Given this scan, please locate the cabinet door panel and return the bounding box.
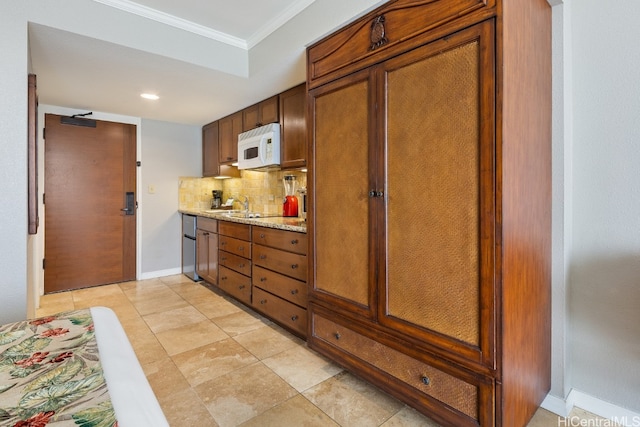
[311,71,373,314]
[381,22,495,364]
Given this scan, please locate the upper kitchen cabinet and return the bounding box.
[307,0,551,426]
[279,83,306,169]
[219,111,243,164]
[242,95,279,132]
[202,120,240,178]
[202,121,219,177]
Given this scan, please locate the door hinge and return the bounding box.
[42,258,46,270]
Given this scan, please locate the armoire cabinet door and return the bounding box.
[310,70,376,317]
[380,21,496,367]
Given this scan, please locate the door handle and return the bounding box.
[122,191,135,215]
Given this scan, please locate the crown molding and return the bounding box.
[246,0,316,49]
[91,0,248,49]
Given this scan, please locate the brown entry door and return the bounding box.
[44,114,136,293]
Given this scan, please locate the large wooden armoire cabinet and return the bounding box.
[306,1,551,426]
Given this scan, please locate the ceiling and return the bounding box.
[28,0,386,126]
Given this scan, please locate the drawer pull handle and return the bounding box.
[290,289,298,295]
[220,257,227,261]
[221,276,227,281]
[260,233,265,239]
[260,299,267,304]
[239,285,246,290]
[291,264,298,269]
[290,239,298,244]
[260,255,267,260]
[238,246,244,251]
[334,332,340,340]
[291,315,299,321]
[221,241,226,246]
[239,263,245,268]
[260,277,267,282]
[421,376,430,386]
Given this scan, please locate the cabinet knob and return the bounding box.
[291,315,299,321]
[260,255,267,260]
[220,257,227,261]
[221,276,227,280]
[260,299,267,304]
[368,190,384,198]
[221,241,226,246]
[290,289,298,295]
[334,332,341,340]
[260,277,267,282]
[238,246,244,251]
[290,239,298,245]
[260,233,265,239]
[421,376,430,386]
[291,264,298,269]
[239,285,246,290]
[239,263,245,268]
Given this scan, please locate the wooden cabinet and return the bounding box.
[196,217,218,285]
[202,121,219,177]
[242,95,279,131]
[252,227,308,337]
[202,120,240,178]
[279,83,306,169]
[219,111,243,164]
[218,222,252,305]
[307,1,551,426]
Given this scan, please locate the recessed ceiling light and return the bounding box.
[140,93,159,100]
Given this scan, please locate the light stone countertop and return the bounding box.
[179,209,307,233]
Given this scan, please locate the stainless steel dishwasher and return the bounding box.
[182,214,200,281]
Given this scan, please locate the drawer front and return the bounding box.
[197,217,218,233]
[312,312,479,421]
[219,250,251,276]
[253,245,307,281]
[219,221,251,240]
[252,287,307,337]
[253,265,307,308]
[218,266,251,305]
[219,235,251,259]
[252,227,307,255]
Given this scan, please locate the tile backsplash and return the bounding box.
[179,170,307,214]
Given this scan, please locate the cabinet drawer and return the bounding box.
[219,250,251,276]
[311,312,479,422]
[253,245,307,281]
[219,235,251,259]
[252,227,307,255]
[219,221,251,240]
[198,217,217,233]
[218,266,251,305]
[252,287,307,337]
[253,265,307,308]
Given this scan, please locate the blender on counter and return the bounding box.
[283,175,298,217]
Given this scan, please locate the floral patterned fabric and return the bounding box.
[0,309,117,427]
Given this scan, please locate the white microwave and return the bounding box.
[237,123,281,170]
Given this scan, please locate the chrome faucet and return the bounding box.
[243,196,249,212]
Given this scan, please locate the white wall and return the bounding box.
[569,0,640,413]
[0,3,28,324]
[139,119,201,278]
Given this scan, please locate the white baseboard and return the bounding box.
[139,267,182,280]
[542,389,640,426]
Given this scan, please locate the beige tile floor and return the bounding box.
[35,274,606,427]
